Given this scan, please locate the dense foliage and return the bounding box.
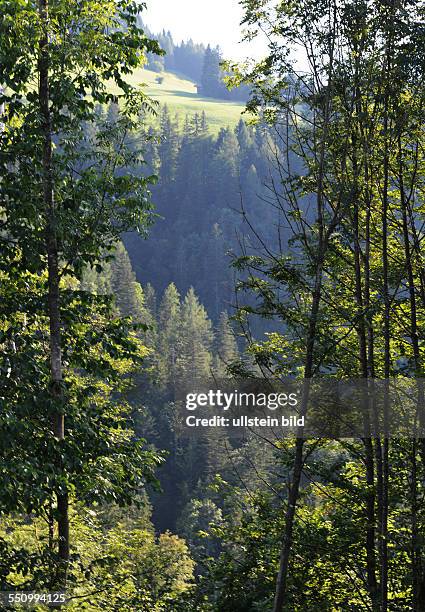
[3,0,425,610]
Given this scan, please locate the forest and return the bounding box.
[1,0,425,611]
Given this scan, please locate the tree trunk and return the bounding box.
[380,14,394,602]
[38,0,69,588]
[398,134,425,610]
[352,149,379,608]
[273,254,325,612]
[272,4,336,600]
[273,437,304,612]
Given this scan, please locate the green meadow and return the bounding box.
[115,68,247,133]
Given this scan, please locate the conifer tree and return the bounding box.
[201,45,226,99]
[214,311,239,376]
[158,106,180,187]
[110,243,147,322]
[176,287,214,383]
[236,119,254,163]
[157,283,182,386]
[144,283,158,319]
[209,128,240,209]
[141,283,158,351]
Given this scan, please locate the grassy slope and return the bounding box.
[121,68,246,133]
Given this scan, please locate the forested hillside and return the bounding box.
[125,107,274,321]
[83,243,241,532]
[3,1,425,611]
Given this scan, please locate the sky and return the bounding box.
[143,0,268,60]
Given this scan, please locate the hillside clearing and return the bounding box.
[111,68,247,133]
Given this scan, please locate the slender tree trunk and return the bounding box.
[381,163,390,612]
[38,0,69,588]
[411,440,420,610]
[352,152,379,608]
[350,47,381,604]
[354,213,379,607]
[273,264,324,612]
[361,117,384,588]
[380,12,394,602]
[398,134,425,610]
[273,95,331,608]
[273,436,304,611]
[272,5,337,600]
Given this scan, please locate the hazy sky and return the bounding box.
[143,0,267,60]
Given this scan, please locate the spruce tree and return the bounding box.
[144,283,158,319]
[142,283,158,351]
[214,311,239,376]
[157,283,182,387]
[110,243,147,322]
[158,105,180,187]
[176,287,214,383]
[209,128,240,211]
[201,45,226,99]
